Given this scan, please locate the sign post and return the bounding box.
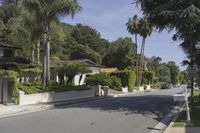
[185,87,192,126]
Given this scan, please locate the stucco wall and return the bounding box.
[19,88,96,105]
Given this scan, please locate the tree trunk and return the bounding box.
[46,37,50,85]
[135,34,139,88]
[43,27,48,88]
[135,34,138,52]
[190,57,194,102]
[138,37,146,88]
[37,38,40,64]
[31,43,35,63]
[43,24,51,88]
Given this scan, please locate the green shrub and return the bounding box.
[111,70,136,92]
[48,80,59,87]
[0,70,18,77]
[142,71,154,85]
[19,67,42,82]
[144,84,147,90]
[86,73,112,86]
[17,83,43,94]
[18,82,90,94]
[85,73,122,89]
[110,76,122,90]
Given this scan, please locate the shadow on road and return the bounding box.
[55,94,178,126]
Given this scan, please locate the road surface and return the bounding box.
[0,87,184,133]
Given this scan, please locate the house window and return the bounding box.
[3,49,13,57]
[0,49,3,57]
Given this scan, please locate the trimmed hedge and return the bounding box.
[111,70,136,92]
[85,73,122,90]
[142,71,154,85]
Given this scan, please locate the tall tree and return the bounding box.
[126,15,140,87]
[24,0,81,88]
[157,64,171,83]
[137,16,153,87]
[133,0,200,100]
[167,61,180,84]
[102,37,136,70]
[126,15,139,48]
[71,24,110,61]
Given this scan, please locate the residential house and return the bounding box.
[0,42,30,69]
[50,59,105,86]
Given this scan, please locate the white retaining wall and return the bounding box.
[19,88,96,105]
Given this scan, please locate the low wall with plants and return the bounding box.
[19,88,96,105]
[85,73,122,91]
[86,70,136,92]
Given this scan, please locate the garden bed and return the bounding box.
[18,82,90,94]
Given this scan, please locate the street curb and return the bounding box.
[149,102,185,133]
[110,89,157,98]
[0,107,46,119]
[0,89,158,119]
[51,96,108,107]
[163,103,186,133]
[0,96,108,119]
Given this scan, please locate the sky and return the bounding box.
[61,0,186,70]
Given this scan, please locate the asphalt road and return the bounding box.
[0,87,184,133]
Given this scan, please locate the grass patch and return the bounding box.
[173,90,200,127]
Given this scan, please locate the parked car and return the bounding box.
[187,83,191,89]
[173,84,180,88]
[161,83,173,89]
[187,83,199,89]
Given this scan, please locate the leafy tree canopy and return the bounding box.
[103,37,137,70]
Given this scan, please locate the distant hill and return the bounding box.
[60,22,74,35]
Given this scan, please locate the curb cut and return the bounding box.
[149,102,185,133]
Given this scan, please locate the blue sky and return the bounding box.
[61,0,186,70]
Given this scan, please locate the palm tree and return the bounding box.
[180,39,198,101]
[22,9,43,64]
[126,15,153,88]
[126,15,139,47]
[137,16,153,88]
[126,15,140,88]
[23,0,81,88]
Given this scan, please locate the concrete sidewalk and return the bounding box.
[0,104,50,118]
[164,127,200,133]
